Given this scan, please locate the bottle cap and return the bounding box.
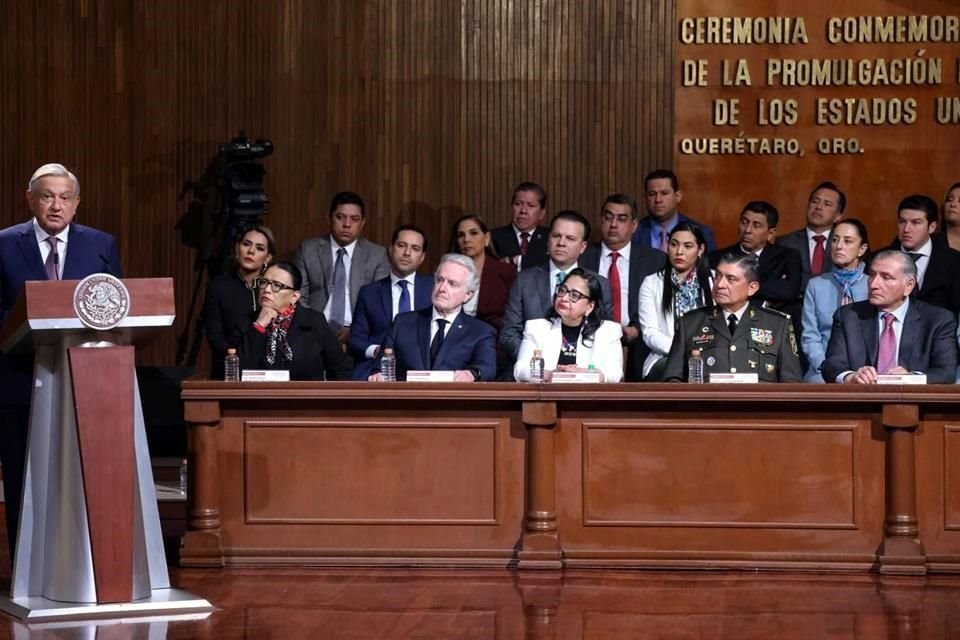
[588,363,596,370]
[533,349,542,357]
[227,348,237,355]
[691,349,701,356]
[383,348,394,355]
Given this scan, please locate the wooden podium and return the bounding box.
[0,277,211,621]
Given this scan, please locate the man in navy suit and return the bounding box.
[348,224,434,379]
[631,169,717,253]
[823,250,957,383]
[369,254,496,382]
[0,163,123,554]
[490,181,550,271]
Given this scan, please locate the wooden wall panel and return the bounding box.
[0,1,674,367]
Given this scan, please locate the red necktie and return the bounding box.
[519,232,530,256]
[608,251,622,323]
[811,235,826,275]
[876,312,897,374]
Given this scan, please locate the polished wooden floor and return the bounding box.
[1,520,960,638]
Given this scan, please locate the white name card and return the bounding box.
[240,369,290,382]
[709,373,759,384]
[551,371,603,384]
[406,370,456,382]
[876,373,927,385]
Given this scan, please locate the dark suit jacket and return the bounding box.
[500,264,614,360]
[347,273,434,379]
[476,257,517,332]
[292,235,390,326]
[882,238,960,314]
[631,213,717,253]
[0,220,123,405]
[778,227,833,291]
[379,308,497,381]
[710,243,802,307]
[580,242,666,381]
[240,307,353,381]
[202,272,259,379]
[822,299,958,383]
[490,225,549,270]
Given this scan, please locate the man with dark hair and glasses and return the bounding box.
[663,253,802,382]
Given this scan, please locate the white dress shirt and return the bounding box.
[806,228,829,263]
[33,218,70,279]
[909,238,932,288]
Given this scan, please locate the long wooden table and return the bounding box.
[180,382,960,574]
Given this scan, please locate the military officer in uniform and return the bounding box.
[663,253,803,382]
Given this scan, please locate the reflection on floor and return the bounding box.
[1,567,959,639]
[0,512,959,638]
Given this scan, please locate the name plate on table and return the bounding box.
[709,373,759,384]
[551,371,602,383]
[876,373,927,385]
[241,369,290,382]
[406,370,456,382]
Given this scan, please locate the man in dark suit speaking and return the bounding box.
[0,163,123,554]
[822,250,957,384]
[369,253,496,382]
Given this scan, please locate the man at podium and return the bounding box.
[0,163,122,556]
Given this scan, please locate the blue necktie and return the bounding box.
[397,280,411,315]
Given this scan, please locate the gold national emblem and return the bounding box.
[73,274,130,330]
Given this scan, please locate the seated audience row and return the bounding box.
[199,174,960,385]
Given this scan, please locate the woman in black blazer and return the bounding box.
[241,262,353,381]
[202,225,275,379]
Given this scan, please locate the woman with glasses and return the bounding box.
[637,222,714,381]
[513,269,623,382]
[801,219,870,382]
[240,261,353,380]
[202,224,276,379]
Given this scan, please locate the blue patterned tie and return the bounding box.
[397,280,411,315]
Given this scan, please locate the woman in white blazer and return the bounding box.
[801,219,870,382]
[515,269,623,382]
[637,222,714,380]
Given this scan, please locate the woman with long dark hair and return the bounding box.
[202,224,276,378]
[801,219,870,382]
[449,212,516,332]
[514,269,623,382]
[940,181,960,251]
[637,222,713,380]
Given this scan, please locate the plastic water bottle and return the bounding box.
[179,458,188,496]
[688,348,704,384]
[224,348,240,382]
[529,349,545,383]
[380,348,397,382]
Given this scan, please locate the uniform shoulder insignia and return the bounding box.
[758,306,791,320]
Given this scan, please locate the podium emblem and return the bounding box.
[73,273,130,330]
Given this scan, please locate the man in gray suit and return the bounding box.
[293,191,390,343]
[778,181,846,291]
[822,250,957,383]
[500,210,613,363]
